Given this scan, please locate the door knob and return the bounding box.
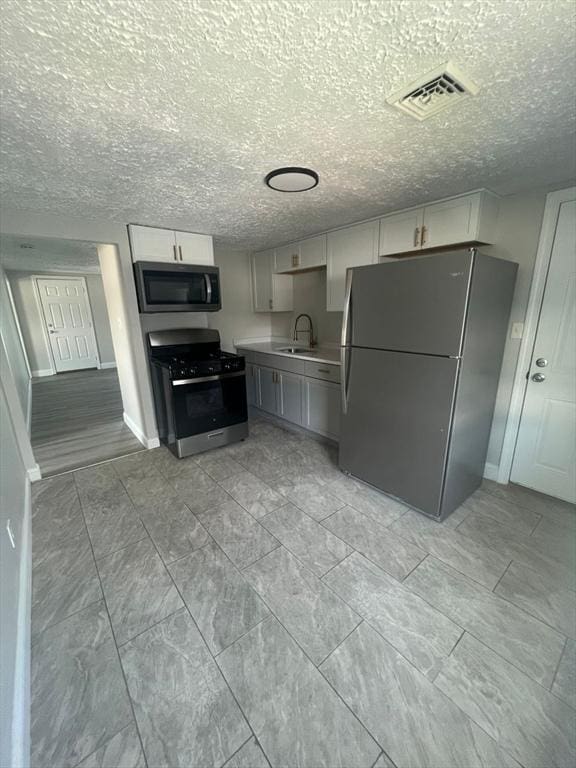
[535,358,548,367]
[531,373,546,382]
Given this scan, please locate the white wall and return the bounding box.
[208,247,272,352]
[0,324,36,768]
[271,268,342,345]
[483,188,556,467]
[85,274,115,365]
[6,271,115,375]
[0,267,30,419]
[0,209,158,443]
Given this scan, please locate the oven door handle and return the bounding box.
[172,370,245,386]
[204,273,212,304]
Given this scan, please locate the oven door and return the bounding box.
[134,262,221,312]
[171,371,247,438]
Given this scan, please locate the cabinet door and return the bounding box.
[246,364,259,407]
[129,225,177,263]
[258,367,277,414]
[252,251,273,312]
[278,371,303,425]
[379,208,424,256]
[300,234,327,268]
[303,378,341,439]
[175,231,214,265]
[271,275,293,312]
[326,220,379,311]
[275,243,300,272]
[422,194,480,249]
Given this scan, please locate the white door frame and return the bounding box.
[498,186,576,484]
[33,274,101,375]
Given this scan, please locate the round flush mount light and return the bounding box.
[265,167,319,192]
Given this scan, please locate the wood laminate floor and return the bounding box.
[31,368,144,477]
[30,411,576,768]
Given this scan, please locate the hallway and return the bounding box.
[31,368,144,476]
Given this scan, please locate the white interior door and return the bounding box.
[37,277,99,373]
[511,200,576,502]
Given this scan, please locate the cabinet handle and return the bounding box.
[317,368,330,374]
[413,227,420,247]
[269,299,273,310]
[292,253,299,267]
[178,245,183,261]
[173,245,178,261]
[421,225,427,246]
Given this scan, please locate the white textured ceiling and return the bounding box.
[0,235,100,273]
[1,0,575,249]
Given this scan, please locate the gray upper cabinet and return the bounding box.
[326,220,379,311]
[379,190,499,257]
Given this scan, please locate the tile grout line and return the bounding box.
[145,529,269,767]
[490,558,514,594]
[71,471,150,768]
[548,635,569,693]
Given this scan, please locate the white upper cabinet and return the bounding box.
[275,243,299,273]
[129,225,176,262]
[251,250,293,312]
[274,234,327,273]
[326,220,379,311]
[175,230,214,265]
[379,191,499,257]
[300,234,327,269]
[379,208,424,256]
[129,224,214,265]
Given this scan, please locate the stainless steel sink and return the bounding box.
[277,346,317,355]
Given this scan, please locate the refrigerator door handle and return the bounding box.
[341,268,353,347]
[341,345,350,414]
[341,268,353,414]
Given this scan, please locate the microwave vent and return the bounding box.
[386,61,480,121]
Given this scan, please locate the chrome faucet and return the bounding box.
[293,313,316,347]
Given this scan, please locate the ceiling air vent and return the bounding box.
[386,61,479,121]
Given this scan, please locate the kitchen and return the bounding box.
[1,2,575,768]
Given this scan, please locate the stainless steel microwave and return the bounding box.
[133,261,221,313]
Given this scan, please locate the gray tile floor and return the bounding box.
[31,412,576,768]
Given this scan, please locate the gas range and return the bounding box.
[147,328,248,458]
[163,351,244,382]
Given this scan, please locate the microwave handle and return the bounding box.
[204,273,212,303]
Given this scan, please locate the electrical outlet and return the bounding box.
[6,519,16,549]
[511,322,524,340]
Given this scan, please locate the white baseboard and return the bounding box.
[31,369,54,378]
[27,465,42,482]
[123,412,160,449]
[483,462,500,482]
[98,361,117,370]
[11,478,31,768]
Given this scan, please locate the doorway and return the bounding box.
[36,275,100,373]
[1,234,144,476]
[507,190,576,503]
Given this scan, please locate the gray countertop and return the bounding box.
[235,341,341,365]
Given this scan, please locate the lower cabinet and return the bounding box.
[302,378,341,440]
[277,371,303,425]
[247,361,339,440]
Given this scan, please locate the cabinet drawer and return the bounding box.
[253,353,306,375]
[304,361,341,383]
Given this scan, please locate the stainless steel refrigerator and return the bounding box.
[339,249,517,521]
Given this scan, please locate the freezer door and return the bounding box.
[349,250,474,356]
[339,347,459,517]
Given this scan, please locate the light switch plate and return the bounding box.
[511,322,524,340]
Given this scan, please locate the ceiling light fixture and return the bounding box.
[265,167,319,192]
